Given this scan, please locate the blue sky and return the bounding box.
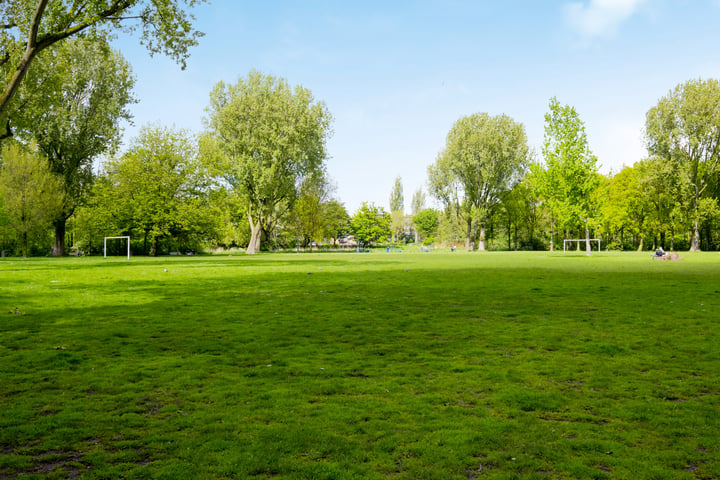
[112,0,720,213]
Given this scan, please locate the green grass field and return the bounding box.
[1,251,719,479]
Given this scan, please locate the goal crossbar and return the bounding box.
[563,238,601,252]
[104,236,130,260]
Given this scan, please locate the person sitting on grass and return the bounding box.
[654,247,666,259]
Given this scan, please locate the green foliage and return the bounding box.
[389,175,404,212]
[10,37,135,255]
[351,202,391,246]
[0,0,206,134]
[205,70,333,254]
[77,126,218,255]
[1,252,720,478]
[536,97,600,254]
[410,187,426,216]
[645,78,720,251]
[0,142,64,256]
[430,113,529,250]
[413,208,439,244]
[322,199,351,245]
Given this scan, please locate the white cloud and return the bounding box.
[564,0,648,38]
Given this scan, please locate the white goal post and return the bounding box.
[563,238,601,252]
[104,236,130,260]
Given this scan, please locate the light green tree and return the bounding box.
[595,167,648,250]
[0,0,205,137]
[0,142,64,257]
[645,78,720,251]
[413,208,439,244]
[351,202,391,247]
[429,113,529,251]
[10,37,135,256]
[85,126,217,256]
[537,97,600,256]
[205,71,332,254]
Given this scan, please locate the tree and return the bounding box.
[501,179,540,250]
[206,71,333,254]
[411,188,425,215]
[351,202,391,247]
[645,78,720,251]
[0,0,205,137]
[289,171,330,250]
[389,176,404,242]
[413,208,439,244]
[596,167,649,250]
[537,97,600,256]
[429,113,529,251]
[86,126,216,256]
[0,142,64,257]
[13,37,135,256]
[322,199,350,246]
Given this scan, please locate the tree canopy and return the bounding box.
[0,141,64,257]
[0,0,206,138]
[205,70,333,254]
[646,78,720,251]
[536,97,600,255]
[351,202,391,247]
[429,113,529,251]
[12,37,135,255]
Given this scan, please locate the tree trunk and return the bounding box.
[22,231,29,258]
[52,218,66,256]
[478,224,486,251]
[247,216,262,254]
[465,217,472,251]
[585,225,591,256]
[469,220,479,251]
[690,219,701,252]
[149,236,158,257]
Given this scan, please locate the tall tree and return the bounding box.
[429,113,529,251]
[537,97,600,256]
[206,70,332,254]
[0,0,205,137]
[411,187,425,216]
[389,176,404,242]
[0,142,64,257]
[389,176,404,212]
[13,37,135,256]
[645,78,720,251]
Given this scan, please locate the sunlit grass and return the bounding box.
[1,251,719,479]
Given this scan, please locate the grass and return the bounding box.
[1,250,719,479]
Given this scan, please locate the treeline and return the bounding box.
[1,40,719,255]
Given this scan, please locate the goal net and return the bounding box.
[563,238,601,252]
[104,236,130,259]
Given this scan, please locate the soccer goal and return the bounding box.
[104,236,130,260]
[563,238,601,252]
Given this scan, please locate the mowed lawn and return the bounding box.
[1,251,719,479]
